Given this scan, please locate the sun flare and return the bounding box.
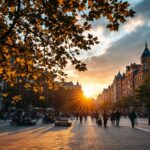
[82,84,100,98]
[83,89,93,98]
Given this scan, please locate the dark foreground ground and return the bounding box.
[0,117,150,150]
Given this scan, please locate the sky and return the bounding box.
[66,0,150,99]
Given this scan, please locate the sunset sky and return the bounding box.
[66,0,150,98]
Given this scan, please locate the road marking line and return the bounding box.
[136,127,150,133]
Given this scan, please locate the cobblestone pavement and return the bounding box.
[0,118,150,150]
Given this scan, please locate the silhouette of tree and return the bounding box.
[0,0,135,88]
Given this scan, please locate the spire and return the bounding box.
[141,41,150,58]
[76,81,79,86]
[116,71,122,79]
[145,40,147,49]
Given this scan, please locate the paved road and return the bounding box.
[0,118,150,150]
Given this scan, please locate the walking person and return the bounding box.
[95,111,99,123]
[129,109,137,128]
[115,110,121,127]
[110,111,115,126]
[76,112,79,120]
[103,110,108,128]
[79,112,83,123]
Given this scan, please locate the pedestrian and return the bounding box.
[110,111,115,126]
[129,109,137,128]
[76,112,79,120]
[97,115,102,126]
[95,111,99,123]
[103,110,108,128]
[79,112,83,123]
[115,110,121,127]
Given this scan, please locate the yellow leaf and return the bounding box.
[24,83,31,89]
[2,93,8,97]
[21,73,26,77]
[12,95,22,102]
[18,79,22,83]
[27,60,33,65]
[3,47,8,53]
[0,67,3,74]
[39,96,45,100]
[58,0,63,5]
[7,70,12,76]
[33,75,38,80]
[10,6,15,12]
[88,0,93,7]
[53,14,57,18]
[33,86,38,92]
[7,37,13,45]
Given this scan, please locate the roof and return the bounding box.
[141,42,150,58]
[116,71,123,79]
[63,81,74,86]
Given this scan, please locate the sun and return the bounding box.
[83,89,93,98]
[82,84,99,99]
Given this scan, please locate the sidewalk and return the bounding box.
[0,119,11,127]
[136,118,150,132]
[0,118,43,128]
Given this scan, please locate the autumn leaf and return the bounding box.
[27,60,33,65]
[2,93,8,97]
[88,0,93,7]
[58,0,64,5]
[24,83,31,89]
[33,86,39,92]
[39,96,45,100]
[33,75,38,80]
[0,67,3,74]
[12,95,22,102]
[10,6,15,12]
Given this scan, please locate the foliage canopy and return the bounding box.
[0,0,135,91]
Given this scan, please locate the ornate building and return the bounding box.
[97,42,150,103]
[62,81,81,90]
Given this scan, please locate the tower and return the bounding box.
[141,41,150,70]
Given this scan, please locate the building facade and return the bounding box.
[97,42,150,103]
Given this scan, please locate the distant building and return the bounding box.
[97,42,150,104]
[62,81,82,90]
[122,63,141,97]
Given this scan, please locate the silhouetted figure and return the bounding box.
[110,111,115,126]
[76,112,79,120]
[84,112,87,121]
[79,113,83,123]
[103,110,108,128]
[115,110,121,127]
[129,110,137,128]
[91,113,94,120]
[97,115,102,126]
[95,111,99,123]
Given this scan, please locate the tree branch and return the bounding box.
[0,0,21,42]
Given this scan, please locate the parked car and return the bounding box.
[42,115,55,123]
[10,116,36,126]
[55,117,72,126]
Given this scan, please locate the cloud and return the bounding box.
[67,0,150,97]
[122,15,145,33]
[135,0,150,20]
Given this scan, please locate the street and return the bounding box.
[0,118,150,150]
